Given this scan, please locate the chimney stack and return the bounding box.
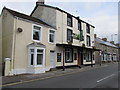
[102,38,107,42]
[94,34,97,38]
[110,41,114,44]
[115,43,119,47]
[36,0,45,5]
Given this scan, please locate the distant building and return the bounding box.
[94,34,119,64]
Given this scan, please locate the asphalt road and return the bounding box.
[2,63,119,88]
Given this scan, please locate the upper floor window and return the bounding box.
[86,24,90,34]
[67,29,73,43]
[86,35,91,46]
[78,20,81,30]
[80,30,84,41]
[67,14,73,27]
[49,30,55,43]
[33,25,41,41]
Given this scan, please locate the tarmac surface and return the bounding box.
[2,63,118,88]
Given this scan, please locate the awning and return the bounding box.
[56,43,100,51]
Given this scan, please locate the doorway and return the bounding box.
[50,51,56,68]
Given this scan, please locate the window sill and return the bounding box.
[48,42,56,45]
[65,61,73,63]
[32,40,41,43]
[28,65,44,68]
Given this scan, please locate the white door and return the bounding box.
[50,51,56,68]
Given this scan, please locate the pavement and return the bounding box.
[1,62,118,87]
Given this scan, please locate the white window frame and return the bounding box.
[32,24,42,42]
[48,29,56,44]
[28,47,45,67]
[74,49,77,60]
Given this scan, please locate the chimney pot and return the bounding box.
[102,38,107,41]
[94,34,97,38]
[110,41,114,44]
[36,0,45,5]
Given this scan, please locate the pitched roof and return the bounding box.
[3,7,55,29]
[31,4,95,28]
[95,37,118,48]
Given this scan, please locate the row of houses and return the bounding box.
[94,35,119,64]
[0,0,119,76]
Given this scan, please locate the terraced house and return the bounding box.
[94,35,119,64]
[1,0,96,76]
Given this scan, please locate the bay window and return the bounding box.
[29,47,45,67]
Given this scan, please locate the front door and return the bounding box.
[78,50,83,65]
[50,51,56,68]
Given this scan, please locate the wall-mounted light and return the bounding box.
[17,28,23,32]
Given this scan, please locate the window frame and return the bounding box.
[74,49,77,60]
[67,29,73,43]
[86,52,91,62]
[32,24,42,42]
[86,24,90,34]
[86,35,91,46]
[67,14,73,27]
[65,48,73,63]
[28,47,45,67]
[78,20,81,30]
[48,29,56,44]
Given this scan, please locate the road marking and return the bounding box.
[97,74,115,83]
[1,63,117,87]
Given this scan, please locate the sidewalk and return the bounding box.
[2,62,117,86]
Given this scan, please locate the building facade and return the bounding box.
[94,35,119,64]
[1,1,96,76]
[31,1,96,66]
[0,14,2,64]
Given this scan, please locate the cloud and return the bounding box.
[84,14,118,43]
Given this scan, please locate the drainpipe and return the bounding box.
[63,48,65,71]
[91,51,93,67]
[61,12,65,71]
[12,17,18,75]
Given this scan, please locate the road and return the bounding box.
[2,63,119,88]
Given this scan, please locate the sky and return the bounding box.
[0,0,119,43]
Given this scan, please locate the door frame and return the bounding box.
[50,51,56,68]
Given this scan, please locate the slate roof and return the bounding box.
[3,7,55,29]
[95,37,118,48]
[31,4,95,28]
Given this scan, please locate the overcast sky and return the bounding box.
[0,0,119,43]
